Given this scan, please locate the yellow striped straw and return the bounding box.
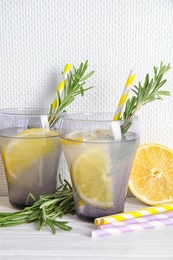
[63,63,72,77]
[94,203,173,225]
[113,70,136,120]
[51,63,72,111]
[58,63,72,96]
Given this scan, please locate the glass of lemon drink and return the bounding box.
[60,112,140,221]
[0,108,64,209]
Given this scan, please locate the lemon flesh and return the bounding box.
[129,143,173,205]
[2,128,60,181]
[71,146,113,209]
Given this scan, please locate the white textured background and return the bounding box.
[0,0,173,195]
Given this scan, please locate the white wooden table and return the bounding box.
[0,196,173,259]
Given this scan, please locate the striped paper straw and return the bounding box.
[94,203,173,225]
[91,218,173,237]
[100,211,173,229]
[51,63,72,111]
[113,70,135,120]
[63,63,72,79]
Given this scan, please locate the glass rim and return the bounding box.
[0,108,66,117]
[63,112,139,123]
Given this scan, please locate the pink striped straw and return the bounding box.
[100,211,173,229]
[91,217,173,237]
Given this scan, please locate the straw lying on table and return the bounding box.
[91,204,173,237]
[91,217,173,237]
[94,203,173,225]
[99,211,173,229]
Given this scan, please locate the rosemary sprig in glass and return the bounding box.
[121,62,171,133]
[0,61,94,233]
[49,60,94,128]
[0,177,75,234]
[123,62,171,120]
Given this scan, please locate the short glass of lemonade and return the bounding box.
[0,108,64,209]
[60,112,140,221]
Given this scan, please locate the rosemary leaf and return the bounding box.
[79,71,95,82]
[0,177,75,234]
[49,60,94,128]
[123,62,171,120]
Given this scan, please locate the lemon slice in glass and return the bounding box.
[71,146,113,209]
[2,128,60,181]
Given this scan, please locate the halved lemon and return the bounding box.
[71,146,113,209]
[2,128,60,181]
[129,143,173,205]
[60,137,84,146]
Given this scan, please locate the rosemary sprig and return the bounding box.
[123,62,171,120]
[0,176,75,234]
[49,60,94,128]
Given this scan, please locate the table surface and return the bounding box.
[0,196,173,260]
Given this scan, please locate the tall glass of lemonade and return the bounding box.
[60,112,140,221]
[0,108,64,209]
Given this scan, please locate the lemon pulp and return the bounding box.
[2,128,60,181]
[129,143,173,205]
[71,146,113,209]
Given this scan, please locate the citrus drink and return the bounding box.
[61,129,140,221]
[0,127,61,208]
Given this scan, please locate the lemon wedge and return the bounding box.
[71,146,113,209]
[60,137,84,145]
[2,128,60,181]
